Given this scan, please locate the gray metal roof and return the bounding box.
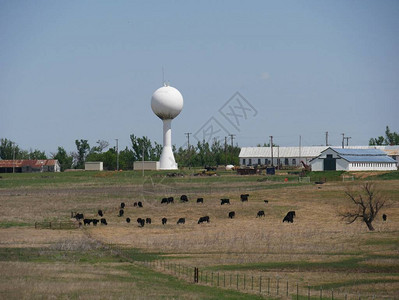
[340,155,395,163]
[330,148,386,156]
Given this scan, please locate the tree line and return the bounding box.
[0,135,240,171]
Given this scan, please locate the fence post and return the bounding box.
[268,277,270,294]
[252,276,254,290]
[244,274,246,290]
[277,277,279,295]
[211,272,213,286]
[237,274,239,290]
[217,272,219,286]
[308,285,310,300]
[287,280,289,297]
[259,276,262,293]
[297,282,299,300]
[205,272,207,284]
[230,274,232,286]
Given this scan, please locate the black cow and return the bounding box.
[162,217,167,225]
[92,219,99,226]
[120,202,125,209]
[240,194,249,202]
[177,218,185,224]
[126,217,131,223]
[133,202,138,207]
[197,198,204,204]
[161,198,168,204]
[382,214,387,221]
[83,218,92,226]
[100,218,107,225]
[167,197,174,204]
[257,210,265,217]
[137,218,145,227]
[180,195,189,202]
[228,211,235,219]
[138,201,143,207]
[264,200,269,204]
[283,211,295,223]
[119,209,124,217]
[74,213,84,220]
[146,218,151,224]
[221,198,230,205]
[98,210,103,217]
[198,216,210,224]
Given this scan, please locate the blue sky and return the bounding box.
[1,0,398,155]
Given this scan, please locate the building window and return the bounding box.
[258,159,261,165]
[292,158,296,165]
[327,154,333,158]
[242,159,246,165]
[249,159,252,165]
[284,158,289,165]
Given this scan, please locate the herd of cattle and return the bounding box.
[71,194,296,227]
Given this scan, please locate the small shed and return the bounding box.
[133,161,160,171]
[85,162,103,171]
[309,148,397,171]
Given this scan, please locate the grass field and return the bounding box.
[0,170,398,299]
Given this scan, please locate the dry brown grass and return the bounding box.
[0,177,398,298]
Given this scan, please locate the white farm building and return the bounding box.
[239,146,398,171]
[309,148,397,171]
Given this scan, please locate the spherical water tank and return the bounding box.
[151,85,183,120]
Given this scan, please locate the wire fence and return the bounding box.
[103,244,390,300]
[34,221,78,229]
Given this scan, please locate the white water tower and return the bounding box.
[151,84,183,170]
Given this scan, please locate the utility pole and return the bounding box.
[185,132,192,169]
[115,139,119,171]
[229,134,235,148]
[142,147,145,177]
[299,135,301,167]
[184,133,191,149]
[341,133,345,149]
[12,142,15,173]
[325,132,329,146]
[224,136,228,166]
[270,136,274,167]
[344,137,352,147]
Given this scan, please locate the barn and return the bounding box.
[239,146,399,168]
[0,160,61,173]
[309,148,397,171]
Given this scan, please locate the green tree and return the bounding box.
[74,139,90,169]
[0,138,21,159]
[369,126,399,146]
[52,147,73,171]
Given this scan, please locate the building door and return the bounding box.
[324,154,336,170]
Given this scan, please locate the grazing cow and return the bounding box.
[162,217,167,225]
[74,213,84,220]
[382,214,387,221]
[119,209,124,217]
[126,217,131,223]
[146,218,151,224]
[161,198,168,204]
[167,197,174,204]
[197,198,204,204]
[240,194,249,202]
[283,211,295,223]
[92,219,99,226]
[198,216,210,224]
[180,195,189,202]
[177,218,185,224]
[221,198,230,205]
[83,218,92,226]
[228,211,235,219]
[138,201,143,207]
[133,202,138,207]
[98,210,103,217]
[120,202,125,209]
[100,218,107,225]
[137,218,145,227]
[264,200,269,204]
[257,210,265,218]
